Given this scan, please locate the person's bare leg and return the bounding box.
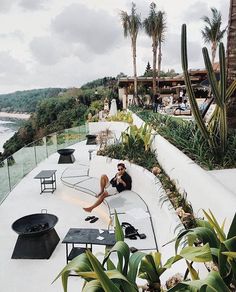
[83,191,109,212]
[96,174,109,197]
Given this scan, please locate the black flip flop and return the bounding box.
[90,217,99,223]
[85,216,95,221]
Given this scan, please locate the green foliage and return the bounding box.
[99,124,155,170]
[121,124,154,152]
[176,210,236,290]
[168,271,231,292]
[106,111,133,124]
[86,100,104,117]
[201,7,227,63]
[35,97,87,131]
[81,77,116,89]
[98,143,156,171]
[181,24,236,160]
[2,97,88,159]
[130,106,236,169]
[56,211,236,291]
[55,212,145,292]
[0,88,64,112]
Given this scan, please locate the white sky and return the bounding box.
[0,0,229,94]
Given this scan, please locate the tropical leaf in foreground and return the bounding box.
[167,271,231,292]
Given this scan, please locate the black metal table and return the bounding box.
[34,170,57,194]
[62,228,116,263]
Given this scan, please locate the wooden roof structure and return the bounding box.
[118,70,208,89]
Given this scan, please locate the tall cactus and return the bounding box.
[181,24,236,157]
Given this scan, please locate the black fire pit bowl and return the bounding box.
[57,148,75,164]
[11,213,60,259]
[12,213,58,236]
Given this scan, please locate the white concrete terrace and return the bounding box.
[0,127,184,291]
[2,116,234,291]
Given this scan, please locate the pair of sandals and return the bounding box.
[121,222,146,240]
[85,216,99,223]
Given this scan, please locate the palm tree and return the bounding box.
[143,2,166,95]
[227,0,236,128]
[120,2,142,104]
[157,11,166,79]
[201,7,227,65]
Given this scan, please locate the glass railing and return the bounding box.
[0,124,88,204]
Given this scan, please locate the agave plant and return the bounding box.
[174,209,236,290]
[181,24,236,158]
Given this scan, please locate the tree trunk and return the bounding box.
[132,39,138,105]
[152,43,157,95]
[227,0,236,128]
[157,42,162,89]
[211,42,217,65]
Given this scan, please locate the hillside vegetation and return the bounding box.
[0,77,119,160]
[0,88,65,113]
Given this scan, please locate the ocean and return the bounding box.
[0,118,24,153]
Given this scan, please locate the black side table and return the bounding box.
[62,228,115,263]
[34,170,57,194]
[57,149,75,164]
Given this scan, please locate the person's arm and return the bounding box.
[119,173,132,190]
[110,173,118,186]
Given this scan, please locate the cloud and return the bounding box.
[0,30,24,40]
[18,0,47,10]
[29,36,71,65]
[51,3,122,56]
[0,51,28,85]
[182,1,208,23]
[0,0,14,13]
[161,32,203,72]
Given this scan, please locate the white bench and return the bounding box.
[89,155,183,255]
[61,154,187,277]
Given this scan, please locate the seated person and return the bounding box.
[83,163,132,212]
[173,100,190,115]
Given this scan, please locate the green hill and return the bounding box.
[0,88,65,113]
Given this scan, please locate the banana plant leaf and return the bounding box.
[176,227,219,251]
[102,241,130,275]
[163,255,183,269]
[82,280,104,292]
[179,244,212,263]
[218,242,231,283]
[186,260,200,280]
[114,210,124,242]
[78,269,137,291]
[139,252,165,283]
[196,219,213,230]
[175,229,192,254]
[167,271,231,292]
[86,250,121,292]
[202,210,226,242]
[227,212,236,239]
[127,251,146,283]
[53,252,93,292]
[222,252,236,258]
[104,257,116,271]
[222,236,236,279]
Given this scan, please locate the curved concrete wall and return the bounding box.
[88,122,129,140]
[89,155,183,262]
[131,112,236,228]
